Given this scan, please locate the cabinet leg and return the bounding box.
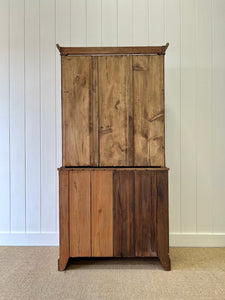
[58,256,69,271]
[159,254,171,271]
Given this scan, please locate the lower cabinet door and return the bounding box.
[91,171,113,256]
[69,171,91,257]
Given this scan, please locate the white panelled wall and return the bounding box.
[0,0,225,246]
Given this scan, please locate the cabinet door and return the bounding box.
[135,171,157,256]
[62,56,92,166]
[98,56,133,166]
[91,171,113,256]
[69,171,91,257]
[133,55,165,166]
[113,170,135,257]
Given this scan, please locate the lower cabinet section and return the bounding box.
[58,168,170,271]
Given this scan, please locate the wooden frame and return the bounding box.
[56,43,169,56]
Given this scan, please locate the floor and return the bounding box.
[0,247,224,300]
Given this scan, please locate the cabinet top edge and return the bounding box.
[56,43,169,56]
[58,167,170,171]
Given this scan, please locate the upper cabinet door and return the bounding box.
[98,56,133,166]
[61,53,165,167]
[61,56,92,166]
[133,55,165,166]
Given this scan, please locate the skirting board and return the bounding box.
[0,233,225,247]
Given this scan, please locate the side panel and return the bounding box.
[58,170,69,270]
[91,171,113,256]
[69,171,91,257]
[135,171,157,256]
[98,56,133,166]
[113,170,135,256]
[157,171,170,270]
[62,56,92,166]
[133,55,165,166]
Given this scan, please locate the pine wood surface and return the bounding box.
[91,171,113,257]
[61,54,165,167]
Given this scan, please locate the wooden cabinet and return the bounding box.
[58,168,170,271]
[57,44,170,271]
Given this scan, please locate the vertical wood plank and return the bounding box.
[156,171,170,270]
[118,0,133,46]
[91,57,99,166]
[133,0,148,45]
[133,55,165,166]
[0,0,10,231]
[212,0,225,233]
[87,0,101,46]
[70,171,91,257]
[25,0,41,232]
[40,0,56,232]
[71,0,86,46]
[149,0,165,45]
[135,171,157,256]
[113,171,135,257]
[58,170,69,271]
[165,0,181,233]
[56,0,71,233]
[91,171,113,257]
[61,56,92,166]
[180,0,197,232]
[98,56,133,166]
[196,0,213,233]
[10,0,26,232]
[102,0,117,46]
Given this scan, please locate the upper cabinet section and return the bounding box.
[59,45,168,167]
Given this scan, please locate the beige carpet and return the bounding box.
[0,247,225,300]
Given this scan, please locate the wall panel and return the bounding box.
[10,0,26,232]
[0,0,225,246]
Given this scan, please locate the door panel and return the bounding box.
[62,56,92,166]
[98,56,133,166]
[113,170,135,256]
[135,171,157,256]
[91,171,113,256]
[133,55,165,166]
[69,171,91,257]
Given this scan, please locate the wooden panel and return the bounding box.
[10,0,25,231]
[196,0,213,232]
[58,170,69,271]
[69,171,91,257]
[40,0,56,232]
[91,171,113,256]
[113,171,135,257]
[0,0,10,231]
[135,171,157,256]
[180,0,197,232]
[71,0,86,46]
[62,56,92,166]
[165,0,181,233]
[212,0,225,233]
[87,0,101,46]
[133,55,165,166]
[25,0,41,232]
[156,171,170,270]
[99,56,133,166]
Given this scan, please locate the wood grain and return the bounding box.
[58,170,69,270]
[69,171,91,257]
[57,43,169,55]
[98,56,133,166]
[62,56,92,166]
[113,170,135,257]
[156,171,171,270]
[133,55,165,166]
[135,171,157,257]
[91,171,113,256]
